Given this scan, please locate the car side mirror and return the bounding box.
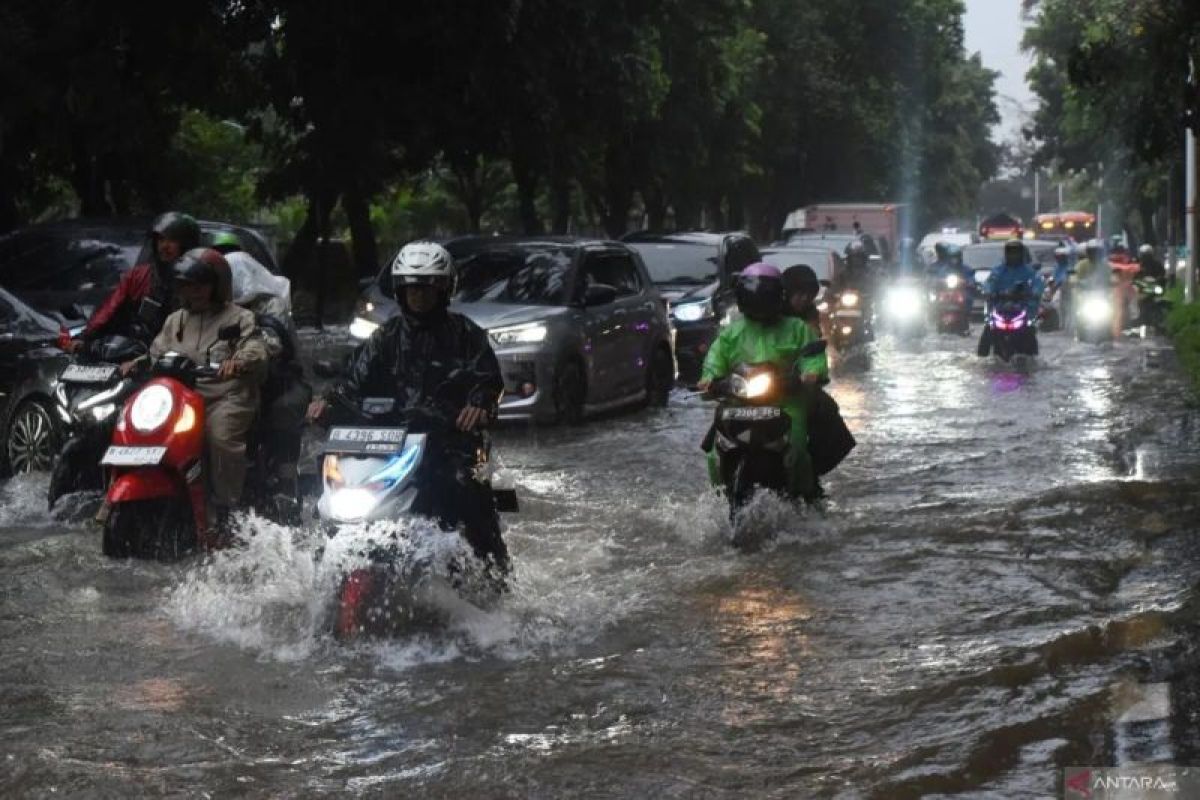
[581,283,618,307]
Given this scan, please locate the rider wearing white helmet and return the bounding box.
[307,241,508,569]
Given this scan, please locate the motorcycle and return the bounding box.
[979,285,1038,361]
[98,326,297,560]
[827,288,872,350]
[1038,277,1064,332]
[1133,275,1169,334]
[48,335,147,508]
[701,340,826,524]
[879,276,927,341]
[315,376,518,639]
[933,273,971,335]
[1075,285,1115,344]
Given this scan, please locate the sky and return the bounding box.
[963,0,1036,142]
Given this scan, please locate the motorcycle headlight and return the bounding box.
[945,274,960,289]
[1079,295,1112,324]
[732,372,773,399]
[840,292,860,308]
[885,287,922,318]
[672,301,711,323]
[329,487,379,522]
[1154,285,1164,296]
[129,384,174,433]
[349,316,381,340]
[489,322,549,347]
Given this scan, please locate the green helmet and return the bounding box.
[210,230,243,253]
[150,212,201,251]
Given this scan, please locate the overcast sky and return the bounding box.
[963,0,1035,141]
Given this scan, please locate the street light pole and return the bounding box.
[1187,127,1197,302]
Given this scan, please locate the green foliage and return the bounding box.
[1166,294,1200,394]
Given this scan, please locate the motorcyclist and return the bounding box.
[698,263,829,502]
[1137,243,1166,281]
[141,248,269,530]
[839,240,872,292]
[978,239,1043,357]
[65,212,201,352]
[782,264,822,331]
[932,243,973,314]
[1073,239,1111,290]
[305,242,508,570]
[1050,245,1073,325]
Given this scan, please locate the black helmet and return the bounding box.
[735,263,785,323]
[1003,239,1025,265]
[782,264,819,296]
[151,212,201,251]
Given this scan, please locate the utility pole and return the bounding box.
[1034,170,1040,216]
[1058,181,1064,212]
[1188,48,1199,302]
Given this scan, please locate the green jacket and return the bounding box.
[701,317,829,385]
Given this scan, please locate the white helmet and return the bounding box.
[391,241,457,296]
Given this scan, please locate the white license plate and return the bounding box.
[61,364,118,383]
[101,446,167,466]
[328,427,406,445]
[834,309,863,319]
[721,407,782,421]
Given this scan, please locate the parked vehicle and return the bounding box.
[0,218,278,326]
[352,237,675,423]
[47,336,147,506]
[0,288,69,476]
[623,231,759,384]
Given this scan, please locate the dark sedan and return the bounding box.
[0,288,69,475]
[0,218,278,327]
[622,231,760,383]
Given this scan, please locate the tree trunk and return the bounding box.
[550,173,571,234]
[643,181,666,232]
[511,154,543,235]
[602,144,632,239]
[343,183,379,278]
[1138,198,1158,246]
[70,133,109,216]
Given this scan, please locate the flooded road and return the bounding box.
[3,329,1200,798]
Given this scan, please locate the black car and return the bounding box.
[0,217,278,326]
[0,287,69,475]
[622,231,761,383]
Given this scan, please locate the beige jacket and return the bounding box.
[150,303,269,402]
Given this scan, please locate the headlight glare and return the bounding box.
[489,322,549,347]
[1080,295,1111,324]
[349,316,381,340]
[329,488,379,522]
[841,292,859,308]
[672,301,711,323]
[129,384,174,433]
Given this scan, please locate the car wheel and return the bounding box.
[552,359,586,425]
[4,399,58,475]
[645,346,673,407]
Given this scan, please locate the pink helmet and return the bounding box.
[740,262,781,279]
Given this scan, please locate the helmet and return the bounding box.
[390,241,457,297]
[1003,239,1025,265]
[735,263,784,323]
[934,241,951,261]
[150,212,201,251]
[782,264,819,296]
[1054,246,1070,261]
[175,247,233,304]
[1138,243,1154,258]
[210,230,243,254]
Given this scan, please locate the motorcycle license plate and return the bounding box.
[101,446,167,466]
[721,407,782,421]
[834,309,862,318]
[325,427,407,454]
[61,364,118,383]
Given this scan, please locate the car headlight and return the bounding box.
[1079,295,1111,324]
[129,384,174,432]
[349,316,381,340]
[672,301,712,323]
[489,322,548,347]
[329,487,379,522]
[945,274,961,289]
[840,292,859,308]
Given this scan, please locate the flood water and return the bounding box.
[3,329,1199,798]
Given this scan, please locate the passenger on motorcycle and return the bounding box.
[697,263,829,502]
[782,264,822,331]
[305,242,508,569]
[1137,244,1166,282]
[65,212,201,352]
[141,248,270,522]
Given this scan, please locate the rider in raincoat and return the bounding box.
[699,263,829,501]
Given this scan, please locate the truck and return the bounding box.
[782,203,909,261]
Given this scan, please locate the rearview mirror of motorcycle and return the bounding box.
[799,339,827,358]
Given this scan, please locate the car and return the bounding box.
[0,217,278,326]
[760,245,841,314]
[785,230,881,259]
[0,287,69,476]
[349,236,674,423]
[917,231,976,266]
[621,231,760,383]
[962,240,1058,316]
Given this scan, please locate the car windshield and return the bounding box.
[454,248,574,305]
[628,243,719,284]
[0,288,59,336]
[760,250,833,282]
[0,230,142,291]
